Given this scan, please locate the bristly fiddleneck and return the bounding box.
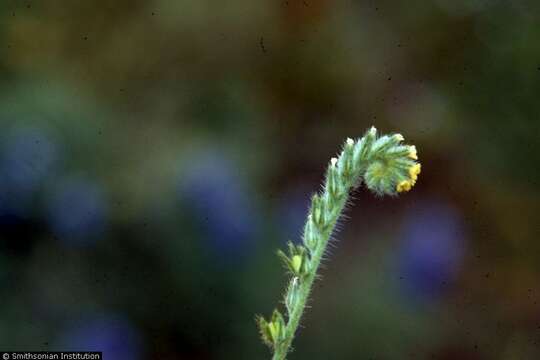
[256,126,421,360]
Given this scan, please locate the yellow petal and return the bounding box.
[396,180,412,192]
[409,163,421,179]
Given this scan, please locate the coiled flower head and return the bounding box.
[359,127,421,196]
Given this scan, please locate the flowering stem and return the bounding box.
[272,194,347,360]
[257,127,421,359]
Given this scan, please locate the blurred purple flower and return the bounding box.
[47,179,108,246]
[397,199,466,302]
[57,315,143,360]
[177,151,258,259]
[275,186,311,244]
[1,127,58,191]
[0,127,59,216]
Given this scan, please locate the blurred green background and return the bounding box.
[1,1,539,359]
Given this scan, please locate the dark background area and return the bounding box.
[1,1,539,359]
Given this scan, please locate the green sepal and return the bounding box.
[277,242,310,276]
[256,309,287,348]
[303,215,318,252]
[256,315,275,348]
[270,309,286,343]
[358,126,377,161]
[285,277,300,315]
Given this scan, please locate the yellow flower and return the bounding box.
[396,180,412,192]
[409,163,421,181]
[396,163,421,192]
[408,145,418,160]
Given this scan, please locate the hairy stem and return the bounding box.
[272,195,346,360]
